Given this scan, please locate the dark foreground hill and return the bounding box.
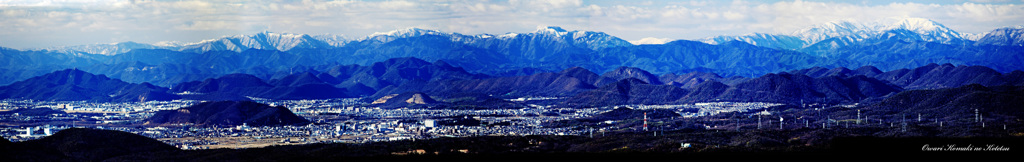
[2,126,1019,161]
[863,84,1024,121]
[1,128,179,161]
[0,69,179,102]
[789,63,1024,90]
[565,78,688,106]
[145,101,310,126]
[706,73,903,104]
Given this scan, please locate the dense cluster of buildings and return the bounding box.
[0,98,780,149]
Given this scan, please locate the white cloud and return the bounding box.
[970,0,1012,3]
[509,0,582,12]
[0,0,1022,49]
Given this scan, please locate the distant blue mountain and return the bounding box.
[374,66,604,99]
[172,72,352,100]
[565,78,688,106]
[704,73,903,104]
[0,69,178,102]
[2,56,1021,106]
[0,25,861,86]
[0,18,1021,92]
[788,63,1024,90]
[800,29,1024,73]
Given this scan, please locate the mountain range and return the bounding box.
[0,69,179,102]
[701,18,975,50]
[171,72,354,100]
[701,18,1023,72]
[0,17,1021,88]
[42,32,350,55]
[976,27,1024,46]
[2,57,1021,107]
[787,63,1024,89]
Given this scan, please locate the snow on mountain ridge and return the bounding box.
[534,26,570,36]
[168,31,346,53]
[153,41,186,47]
[700,33,807,49]
[961,32,987,41]
[359,26,632,50]
[975,27,1024,46]
[30,26,631,55]
[710,17,976,50]
[367,27,448,39]
[42,41,165,56]
[311,34,351,46]
[361,27,489,44]
[27,18,1004,56]
[527,26,632,50]
[790,20,869,45]
[868,17,965,44]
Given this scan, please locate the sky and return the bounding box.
[1,0,1023,49]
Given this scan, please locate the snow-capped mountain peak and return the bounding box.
[790,20,869,44]
[975,27,1024,46]
[497,33,520,38]
[868,17,964,44]
[871,17,943,32]
[708,17,976,50]
[525,26,632,50]
[168,31,341,53]
[236,31,316,51]
[367,28,447,39]
[535,26,569,34]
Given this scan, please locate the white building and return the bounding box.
[424,119,435,128]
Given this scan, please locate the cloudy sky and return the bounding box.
[1,0,1022,49]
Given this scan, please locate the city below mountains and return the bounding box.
[1,17,1022,89]
[2,17,1023,161]
[2,17,1023,110]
